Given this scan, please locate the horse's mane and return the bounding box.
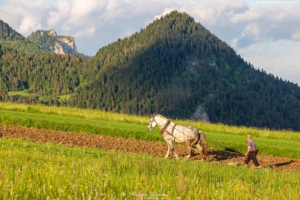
[155,114,168,120]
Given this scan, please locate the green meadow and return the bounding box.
[1,102,299,142]
[0,103,300,158]
[7,90,71,102]
[0,138,299,200]
[7,90,33,96]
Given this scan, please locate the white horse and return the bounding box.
[147,114,208,159]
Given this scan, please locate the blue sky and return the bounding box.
[1,0,300,84]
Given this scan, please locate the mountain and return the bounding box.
[1,11,300,131]
[27,29,79,56]
[0,20,49,56]
[68,11,300,130]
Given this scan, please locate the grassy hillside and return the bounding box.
[0,20,49,56]
[0,102,300,159]
[0,138,299,199]
[7,90,70,102]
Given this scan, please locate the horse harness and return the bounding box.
[160,120,171,133]
[159,120,178,142]
[152,116,191,141]
[151,116,213,161]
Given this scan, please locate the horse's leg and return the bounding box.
[168,141,179,159]
[196,143,204,159]
[185,145,193,159]
[164,142,170,158]
[196,143,203,153]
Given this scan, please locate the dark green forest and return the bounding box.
[0,44,85,94]
[1,11,300,131]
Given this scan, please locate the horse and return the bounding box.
[147,114,208,160]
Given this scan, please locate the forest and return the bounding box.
[1,11,300,131]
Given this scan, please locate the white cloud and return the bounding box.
[291,32,300,40]
[47,0,72,27]
[154,7,175,20]
[18,16,43,33]
[238,39,300,84]
[0,0,53,35]
[74,26,95,37]
[247,23,260,36]
[178,0,246,26]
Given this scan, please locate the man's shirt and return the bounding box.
[248,139,257,151]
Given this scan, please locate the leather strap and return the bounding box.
[172,124,177,136]
[160,120,171,134]
[172,124,177,142]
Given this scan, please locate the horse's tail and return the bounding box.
[198,131,208,155]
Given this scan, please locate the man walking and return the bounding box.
[245,135,261,168]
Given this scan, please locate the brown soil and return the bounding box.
[1,124,300,173]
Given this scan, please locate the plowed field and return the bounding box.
[1,124,300,173]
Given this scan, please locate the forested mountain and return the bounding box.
[1,11,300,131]
[0,20,49,56]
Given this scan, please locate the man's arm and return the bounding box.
[245,146,251,156]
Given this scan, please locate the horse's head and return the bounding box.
[148,115,158,131]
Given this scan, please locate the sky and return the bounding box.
[0,0,300,84]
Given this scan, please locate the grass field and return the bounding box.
[1,107,300,158]
[7,91,71,102]
[7,90,33,96]
[1,102,299,142]
[39,94,71,102]
[0,138,299,200]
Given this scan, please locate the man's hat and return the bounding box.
[246,135,251,138]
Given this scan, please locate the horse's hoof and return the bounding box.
[164,156,169,158]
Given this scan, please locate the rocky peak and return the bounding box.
[49,29,57,37]
[191,105,209,122]
[27,29,78,56]
[52,36,78,56]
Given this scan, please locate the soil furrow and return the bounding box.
[1,124,300,172]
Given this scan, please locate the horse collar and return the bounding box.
[160,120,171,134]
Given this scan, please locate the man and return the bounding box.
[245,135,261,168]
